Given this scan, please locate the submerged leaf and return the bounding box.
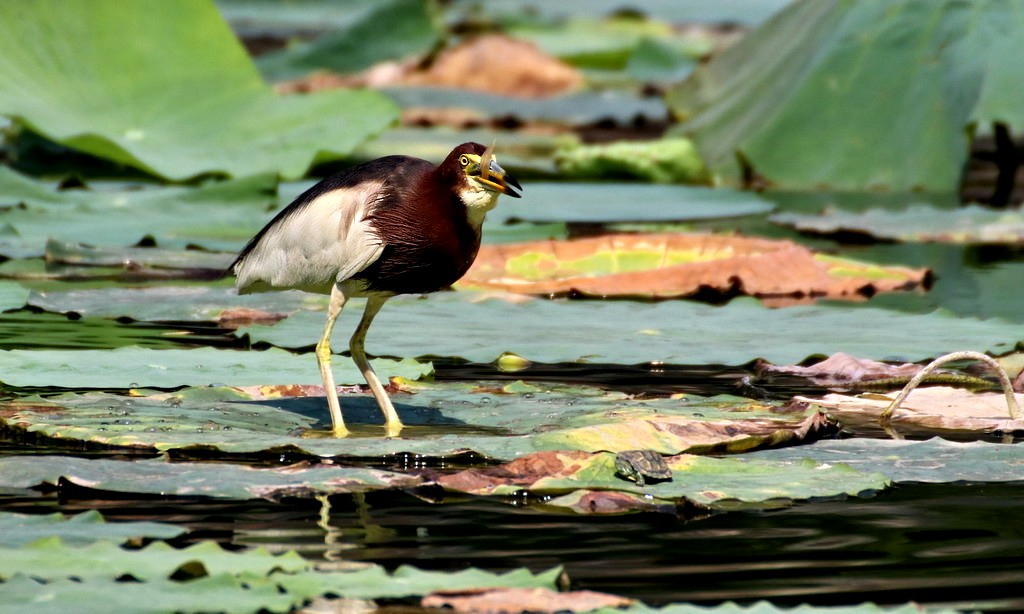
[460,233,930,302]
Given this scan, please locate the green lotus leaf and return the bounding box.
[0,383,810,458]
[0,510,183,547]
[747,437,1024,484]
[773,204,1024,244]
[0,0,397,180]
[668,0,1024,191]
[240,291,1020,365]
[256,0,441,80]
[0,346,431,388]
[0,167,277,257]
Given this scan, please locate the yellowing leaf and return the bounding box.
[461,233,930,303]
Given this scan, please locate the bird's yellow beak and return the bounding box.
[466,146,522,198]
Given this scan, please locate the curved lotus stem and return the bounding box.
[880,350,1021,425]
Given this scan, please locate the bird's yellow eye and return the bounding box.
[459,154,470,167]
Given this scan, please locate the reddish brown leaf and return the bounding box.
[800,387,1024,434]
[759,352,925,385]
[422,587,632,614]
[217,307,288,329]
[277,35,581,99]
[436,451,591,493]
[405,35,583,98]
[461,233,930,303]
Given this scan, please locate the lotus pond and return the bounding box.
[2,1,1024,613]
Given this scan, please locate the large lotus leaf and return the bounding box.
[0,510,183,547]
[240,291,1021,365]
[773,204,1024,244]
[0,383,816,458]
[434,449,889,511]
[667,0,1024,191]
[746,438,1024,484]
[459,233,929,301]
[0,346,431,388]
[0,168,277,257]
[0,0,397,180]
[257,0,440,81]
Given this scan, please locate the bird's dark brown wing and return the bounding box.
[231,156,434,295]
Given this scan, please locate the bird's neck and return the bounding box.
[457,186,500,235]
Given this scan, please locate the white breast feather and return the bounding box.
[234,182,386,295]
[459,182,500,232]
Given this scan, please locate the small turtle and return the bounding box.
[614,450,673,487]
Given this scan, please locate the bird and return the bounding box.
[230,142,521,437]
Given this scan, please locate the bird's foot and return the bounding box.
[383,420,404,439]
[330,424,351,438]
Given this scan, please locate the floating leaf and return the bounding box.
[0,0,396,180]
[460,233,930,301]
[434,449,890,511]
[0,510,183,547]
[759,353,926,386]
[488,182,774,224]
[423,587,633,614]
[0,168,276,257]
[748,437,1024,484]
[0,456,422,500]
[0,346,431,389]
[240,291,1022,365]
[400,34,583,98]
[0,281,29,311]
[29,285,311,323]
[382,87,666,127]
[0,534,560,612]
[773,204,1024,244]
[667,0,1024,191]
[0,383,810,459]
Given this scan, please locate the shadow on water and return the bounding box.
[237,394,510,438]
[2,481,1023,611]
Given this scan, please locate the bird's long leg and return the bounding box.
[349,294,403,437]
[317,284,349,437]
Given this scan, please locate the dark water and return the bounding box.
[3,480,1023,611]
